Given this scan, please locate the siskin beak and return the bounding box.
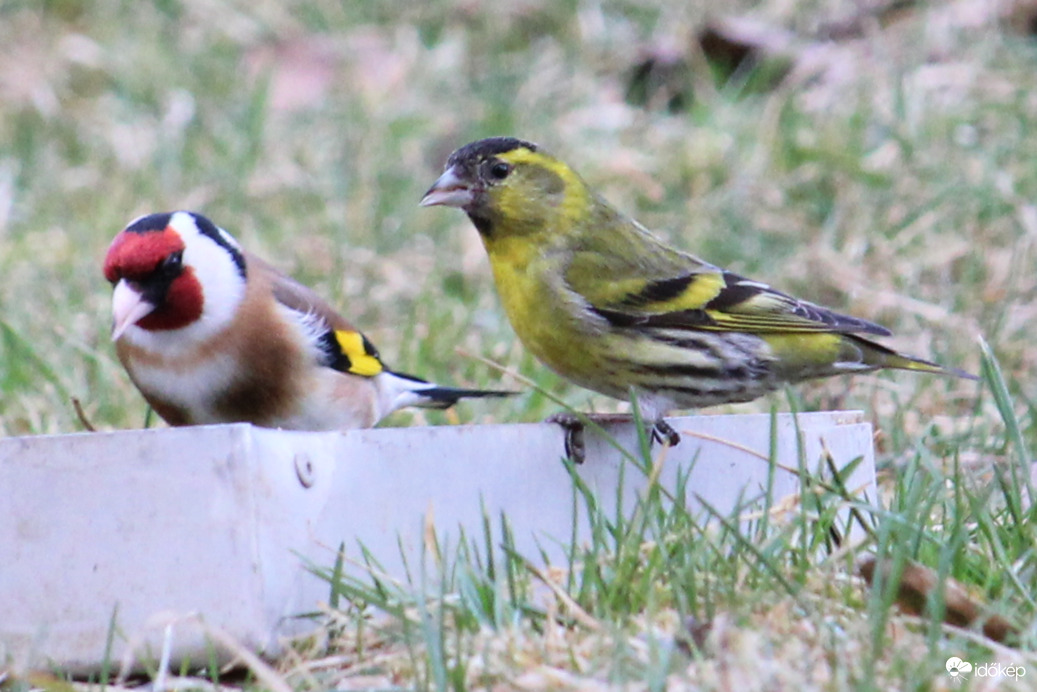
[111,279,156,341]
[420,166,473,208]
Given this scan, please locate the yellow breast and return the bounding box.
[484,235,605,387]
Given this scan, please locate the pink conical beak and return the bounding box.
[420,166,473,208]
[111,279,155,341]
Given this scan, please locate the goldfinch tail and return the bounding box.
[406,383,516,409]
[384,370,515,411]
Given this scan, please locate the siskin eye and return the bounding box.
[489,161,511,180]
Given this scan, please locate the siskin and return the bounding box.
[422,136,975,454]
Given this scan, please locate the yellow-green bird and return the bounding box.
[421,136,975,450]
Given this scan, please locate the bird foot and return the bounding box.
[546,411,591,464]
[546,412,681,464]
[651,419,681,448]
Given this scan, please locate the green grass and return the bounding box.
[2,0,1036,688]
[300,384,1035,689]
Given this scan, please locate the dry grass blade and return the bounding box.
[114,612,292,692]
[71,396,96,432]
[521,559,602,633]
[857,555,1019,644]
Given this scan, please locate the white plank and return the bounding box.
[0,411,874,672]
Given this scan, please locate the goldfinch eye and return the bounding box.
[488,161,511,180]
[161,250,183,275]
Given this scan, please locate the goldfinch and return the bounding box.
[103,211,509,430]
[422,137,975,449]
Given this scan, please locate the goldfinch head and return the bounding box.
[422,137,594,242]
[104,211,247,343]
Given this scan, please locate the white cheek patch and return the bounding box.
[133,211,249,348]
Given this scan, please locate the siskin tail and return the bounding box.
[883,354,978,381]
[853,336,978,381]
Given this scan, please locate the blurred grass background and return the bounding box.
[4,0,1037,687]
[0,0,1015,451]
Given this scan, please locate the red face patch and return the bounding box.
[103,228,185,283]
[104,227,204,332]
[134,273,204,331]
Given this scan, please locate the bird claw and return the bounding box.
[547,412,587,464]
[651,419,681,448]
[547,413,680,464]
